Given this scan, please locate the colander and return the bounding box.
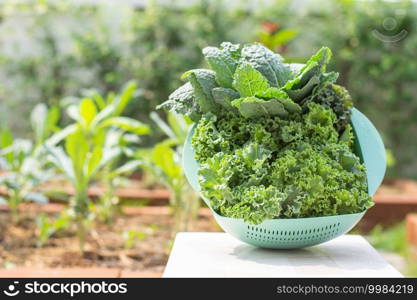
[183,108,386,249]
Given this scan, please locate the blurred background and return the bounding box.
[0,0,416,277]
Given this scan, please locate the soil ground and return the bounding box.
[0,211,220,274]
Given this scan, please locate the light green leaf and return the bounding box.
[166,112,189,143]
[66,104,82,123]
[79,98,97,126]
[90,104,116,128]
[283,47,333,101]
[87,147,103,178]
[65,130,88,179]
[150,112,176,140]
[272,29,299,46]
[99,146,121,169]
[238,142,271,169]
[31,104,60,145]
[110,160,142,178]
[152,142,181,182]
[279,97,302,114]
[45,124,77,147]
[100,117,150,135]
[0,128,14,164]
[233,63,270,97]
[114,81,137,116]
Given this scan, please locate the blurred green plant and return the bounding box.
[135,112,199,233]
[36,211,71,248]
[122,229,147,250]
[368,223,408,256]
[45,82,149,253]
[367,222,417,276]
[0,104,59,222]
[386,149,396,169]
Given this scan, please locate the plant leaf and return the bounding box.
[157,82,201,122]
[100,117,150,135]
[114,81,137,116]
[45,124,77,147]
[211,87,239,111]
[241,43,292,87]
[181,69,218,114]
[110,160,142,178]
[44,145,75,183]
[283,47,333,102]
[87,147,103,179]
[79,98,97,126]
[0,128,14,164]
[232,63,271,97]
[30,103,48,144]
[203,42,240,88]
[65,130,88,180]
[231,96,288,118]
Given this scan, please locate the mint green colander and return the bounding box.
[183,108,386,249]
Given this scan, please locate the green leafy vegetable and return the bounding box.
[309,84,353,133]
[159,42,370,224]
[192,103,371,224]
[182,69,218,114]
[211,87,239,112]
[232,63,282,98]
[240,43,292,87]
[203,42,240,88]
[157,82,200,122]
[231,97,288,119]
[283,47,335,101]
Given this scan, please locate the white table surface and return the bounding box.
[163,233,403,277]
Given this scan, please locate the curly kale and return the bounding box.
[193,103,371,224]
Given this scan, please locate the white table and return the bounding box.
[163,233,402,277]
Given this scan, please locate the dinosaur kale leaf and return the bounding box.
[181,69,218,114]
[231,97,288,119]
[284,47,336,102]
[203,42,241,88]
[212,87,240,112]
[240,43,292,88]
[157,82,201,122]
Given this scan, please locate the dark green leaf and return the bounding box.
[182,69,218,114]
[203,42,240,88]
[241,43,292,87]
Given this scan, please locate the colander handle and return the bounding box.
[351,108,386,196]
